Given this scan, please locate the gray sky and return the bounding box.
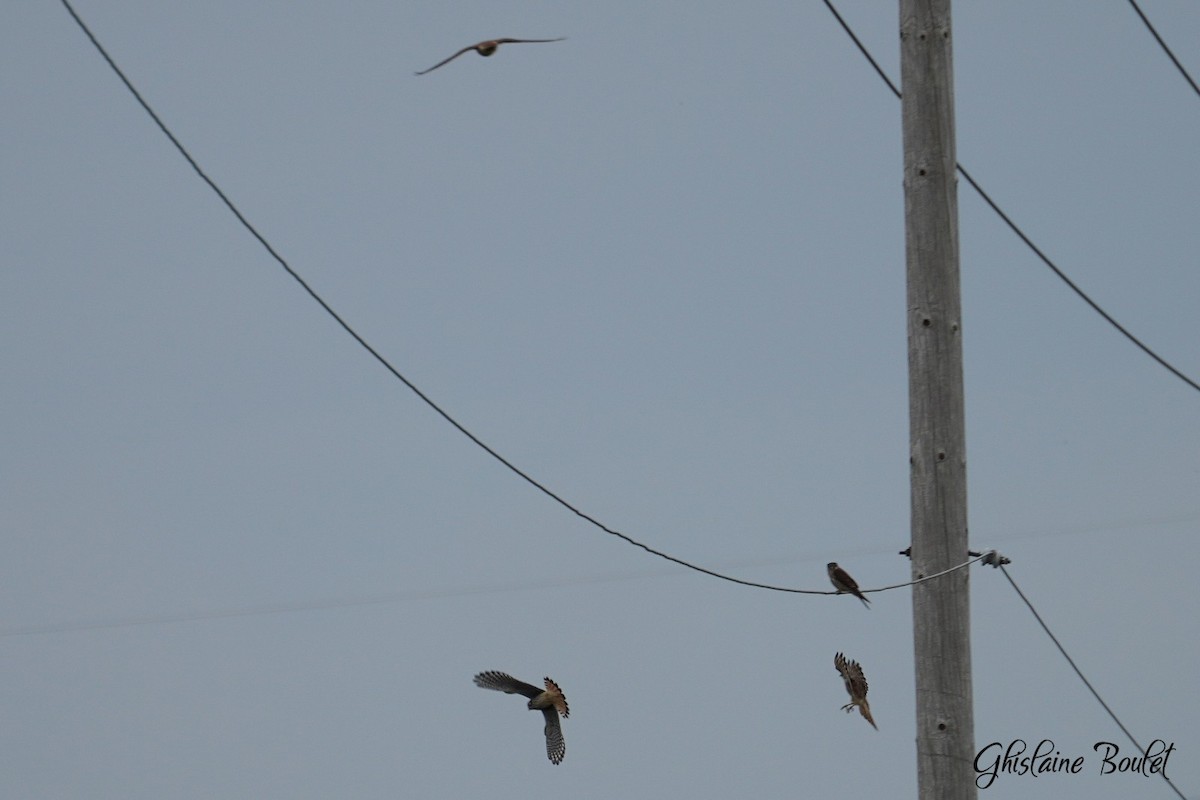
[3,2,1198,798]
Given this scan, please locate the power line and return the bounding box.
[822,0,1200,396]
[822,0,901,98]
[60,0,920,599]
[1126,0,1200,101]
[999,565,1187,800]
[9,510,1182,639]
[1,551,985,639]
[55,0,813,597]
[17,505,1200,636]
[60,0,1189,606]
[0,569,675,639]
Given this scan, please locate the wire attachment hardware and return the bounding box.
[981,549,1010,568]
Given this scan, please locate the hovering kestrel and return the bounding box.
[827,562,871,608]
[473,671,570,764]
[415,38,566,75]
[834,652,878,730]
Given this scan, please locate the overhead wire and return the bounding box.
[8,509,1182,640]
[1000,565,1187,800]
[0,568,676,639]
[2,550,987,639]
[1125,0,1200,101]
[57,0,914,599]
[59,0,1189,606]
[822,0,1200,396]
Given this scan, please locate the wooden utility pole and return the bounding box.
[900,0,976,798]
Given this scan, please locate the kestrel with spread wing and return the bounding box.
[473,670,570,764]
[834,652,878,730]
[415,38,566,75]
[827,562,871,608]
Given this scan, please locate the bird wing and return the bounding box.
[541,707,566,764]
[832,565,871,606]
[834,565,860,592]
[492,37,566,45]
[840,657,868,700]
[473,671,544,700]
[414,45,475,75]
[847,660,869,701]
[834,653,868,698]
[834,652,851,694]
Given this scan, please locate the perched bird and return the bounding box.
[827,562,871,608]
[473,671,570,764]
[834,652,878,730]
[415,38,566,75]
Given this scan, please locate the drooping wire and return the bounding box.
[59,0,966,600]
[57,0,830,597]
[957,164,1200,394]
[1126,0,1200,101]
[822,0,1200,396]
[1000,565,1187,800]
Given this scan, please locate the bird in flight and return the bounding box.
[473,671,570,764]
[415,38,566,75]
[834,652,878,730]
[827,562,871,608]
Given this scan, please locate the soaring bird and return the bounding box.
[827,562,871,608]
[473,671,570,764]
[834,652,878,730]
[415,38,566,75]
